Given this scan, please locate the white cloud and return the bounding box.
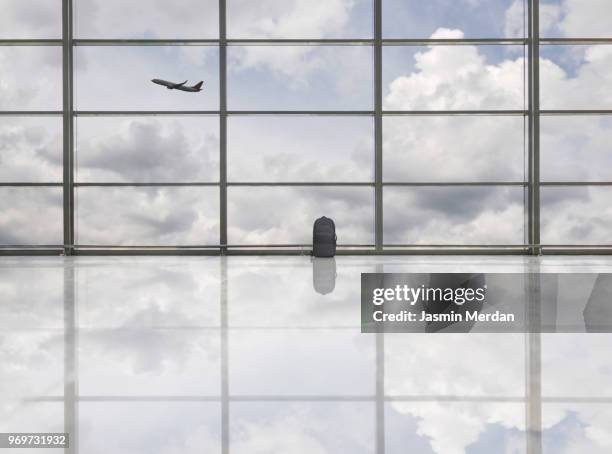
[504,0,526,38]
[556,0,612,38]
[384,29,524,111]
[228,0,357,39]
[0,118,62,182]
[75,187,219,245]
[0,0,61,39]
[73,0,218,38]
[76,117,219,182]
[0,47,62,110]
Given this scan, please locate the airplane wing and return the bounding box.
[172,80,188,88]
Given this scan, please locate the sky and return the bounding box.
[1,0,612,247]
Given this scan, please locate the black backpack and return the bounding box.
[312,216,336,257]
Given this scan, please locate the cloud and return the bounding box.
[227,0,358,39]
[228,186,373,245]
[383,29,525,111]
[75,187,219,245]
[541,0,612,38]
[0,0,61,39]
[0,188,62,245]
[76,117,219,182]
[73,0,218,38]
[0,117,63,182]
[0,47,62,110]
[228,116,373,182]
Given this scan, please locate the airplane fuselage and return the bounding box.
[151,78,203,92]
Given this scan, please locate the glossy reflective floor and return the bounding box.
[2,256,612,454]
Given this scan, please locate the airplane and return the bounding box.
[151,79,204,92]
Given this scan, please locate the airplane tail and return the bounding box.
[192,81,204,90]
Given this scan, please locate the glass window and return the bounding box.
[0,0,62,39]
[75,116,219,182]
[384,116,526,182]
[383,0,525,39]
[75,46,219,111]
[228,116,373,182]
[228,186,374,245]
[0,47,62,111]
[75,187,219,245]
[541,45,612,110]
[228,46,373,110]
[0,188,63,245]
[0,117,62,182]
[74,0,219,39]
[541,187,612,245]
[542,116,612,182]
[383,45,526,111]
[227,0,373,39]
[384,186,526,245]
[540,0,612,38]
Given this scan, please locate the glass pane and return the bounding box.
[383,186,526,245]
[0,47,62,110]
[541,187,612,245]
[540,0,612,38]
[386,402,525,454]
[0,117,62,182]
[75,46,219,111]
[228,116,373,182]
[541,45,612,110]
[384,116,526,182]
[383,45,526,111]
[542,116,612,182]
[227,0,373,38]
[229,330,374,395]
[228,46,373,110]
[383,0,525,38]
[228,186,374,245]
[0,187,63,245]
[75,187,219,245]
[74,0,219,38]
[76,116,219,182]
[0,0,62,39]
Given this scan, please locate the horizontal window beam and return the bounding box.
[72,110,528,116]
[0,111,62,116]
[541,110,612,115]
[0,39,61,45]
[540,38,612,45]
[0,183,62,187]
